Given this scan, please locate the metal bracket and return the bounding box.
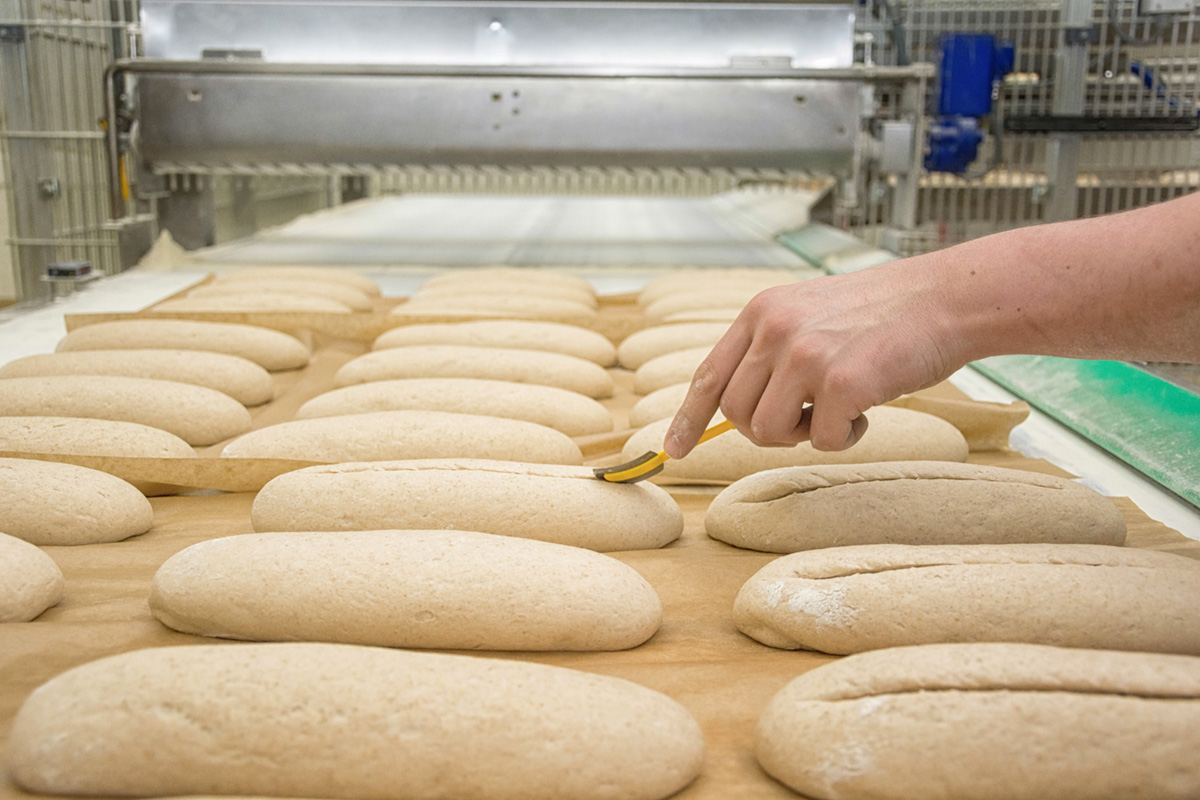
[1063,26,1100,46]
[0,24,26,43]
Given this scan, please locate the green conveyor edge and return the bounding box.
[971,356,1200,508]
[777,225,1199,509]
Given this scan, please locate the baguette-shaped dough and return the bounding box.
[423,266,593,294]
[0,349,273,406]
[396,293,597,322]
[375,320,616,366]
[252,459,681,551]
[735,543,1200,654]
[0,532,64,622]
[216,265,381,296]
[707,461,1127,552]
[633,347,709,394]
[623,407,969,484]
[222,410,583,464]
[617,323,727,369]
[151,529,662,650]
[638,268,800,306]
[661,307,743,324]
[757,643,1200,800]
[153,293,352,313]
[0,376,251,446]
[296,378,613,437]
[0,416,195,458]
[629,382,690,427]
[643,288,760,323]
[200,278,374,310]
[1,458,153,545]
[8,643,704,800]
[415,280,598,308]
[335,345,614,398]
[57,319,310,371]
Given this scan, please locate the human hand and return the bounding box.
[663,261,964,458]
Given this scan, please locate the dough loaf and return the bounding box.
[629,382,690,427]
[153,293,352,313]
[423,266,593,294]
[617,323,728,369]
[0,458,153,545]
[334,345,614,398]
[415,280,598,308]
[623,407,969,484]
[0,532,64,622]
[0,376,252,446]
[757,643,1200,800]
[198,278,373,310]
[152,529,662,650]
[396,293,597,322]
[295,378,613,437]
[0,416,195,459]
[8,643,704,800]
[643,288,761,323]
[222,410,583,464]
[734,543,1200,654]
[661,307,743,324]
[375,320,616,366]
[252,459,682,551]
[215,266,381,296]
[0,349,274,406]
[57,319,310,371]
[638,268,801,306]
[707,461,1127,552]
[633,347,709,394]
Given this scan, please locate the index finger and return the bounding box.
[664,324,751,459]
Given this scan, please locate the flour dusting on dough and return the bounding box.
[784,583,857,628]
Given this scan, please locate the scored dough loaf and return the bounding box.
[629,382,690,427]
[0,349,274,406]
[756,643,1200,800]
[335,345,614,398]
[617,323,728,369]
[0,376,252,446]
[215,265,381,296]
[623,407,969,484]
[8,643,704,800]
[638,268,802,307]
[0,532,64,622]
[252,459,682,551]
[633,347,709,395]
[375,320,616,366]
[414,280,598,308]
[198,278,374,310]
[0,458,153,545]
[151,529,662,650]
[57,319,310,371]
[707,461,1127,552]
[423,266,593,294]
[295,378,613,437]
[395,293,598,322]
[153,293,352,314]
[734,543,1200,655]
[222,410,583,464]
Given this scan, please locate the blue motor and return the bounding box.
[925,33,1015,174]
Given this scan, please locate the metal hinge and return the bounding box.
[1063,25,1100,45]
[0,24,26,43]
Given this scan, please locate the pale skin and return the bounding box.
[665,190,1200,458]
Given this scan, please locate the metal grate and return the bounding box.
[855,0,1200,253]
[0,0,139,301]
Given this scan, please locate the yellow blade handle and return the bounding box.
[696,418,736,445]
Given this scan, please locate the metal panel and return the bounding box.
[137,73,859,170]
[141,1,855,69]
